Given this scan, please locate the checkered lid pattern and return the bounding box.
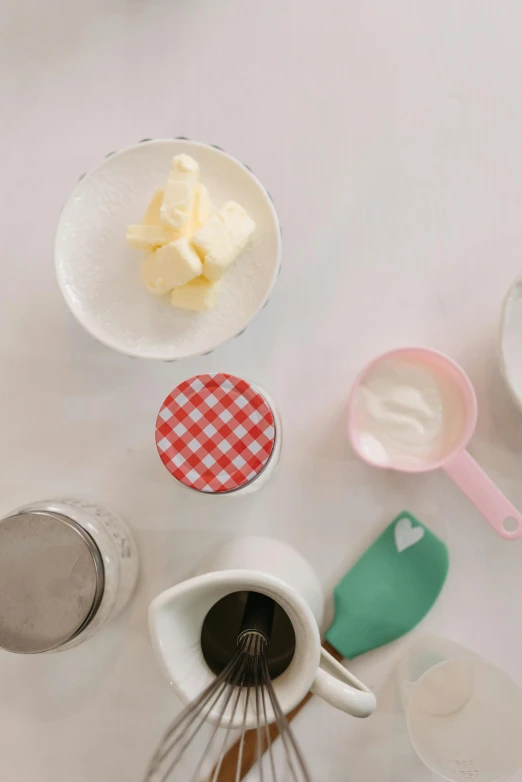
[156,374,276,493]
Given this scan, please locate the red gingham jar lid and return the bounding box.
[155,374,277,493]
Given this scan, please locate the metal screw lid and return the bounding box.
[0,511,105,654]
[155,373,277,493]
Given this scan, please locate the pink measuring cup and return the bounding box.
[347,347,522,540]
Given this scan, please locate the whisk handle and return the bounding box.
[238,591,276,644]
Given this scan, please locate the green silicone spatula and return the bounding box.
[325,510,449,657]
[214,511,449,781]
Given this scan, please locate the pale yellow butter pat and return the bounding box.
[170,277,221,311]
[191,213,234,274]
[141,237,202,294]
[142,189,165,225]
[219,201,255,254]
[126,224,178,251]
[194,201,255,282]
[127,189,181,250]
[160,155,200,231]
[188,184,212,236]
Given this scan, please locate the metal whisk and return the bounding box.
[144,592,312,782]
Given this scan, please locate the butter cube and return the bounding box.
[126,224,177,251]
[194,201,255,282]
[191,213,234,274]
[219,202,255,254]
[188,184,212,236]
[127,189,181,250]
[160,155,199,231]
[170,277,221,311]
[141,237,202,295]
[142,189,164,225]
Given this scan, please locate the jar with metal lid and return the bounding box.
[0,499,139,654]
[155,373,281,496]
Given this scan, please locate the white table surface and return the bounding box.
[2,0,522,780]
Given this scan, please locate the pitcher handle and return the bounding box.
[310,648,376,718]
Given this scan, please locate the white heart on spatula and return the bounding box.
[395,517,424,553]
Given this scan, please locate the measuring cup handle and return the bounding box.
[310,648,376,718]
[444,449,522,540]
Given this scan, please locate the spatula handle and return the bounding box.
[212,642,342,781]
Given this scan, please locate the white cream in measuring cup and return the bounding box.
[352,357,464,469]
[348,347,522,540]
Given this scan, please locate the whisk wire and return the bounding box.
[261,654,311,782]
[210,642,258,782]
[260,668,278,782]
[147,649,244,780]
[144,598,312,782]
[233,644,255,782]
[189,648,252,782]
[253,637,265,782]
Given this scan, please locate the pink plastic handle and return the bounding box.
[444,449,522,540]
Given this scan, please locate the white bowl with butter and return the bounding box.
[55,139,282,360]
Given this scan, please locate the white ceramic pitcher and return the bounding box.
[149,537,376,728]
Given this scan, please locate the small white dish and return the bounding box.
[500,274,522,409]
[55,139,282,360]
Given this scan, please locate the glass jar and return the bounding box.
[0,499,139,653]
[155,373,281,496]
